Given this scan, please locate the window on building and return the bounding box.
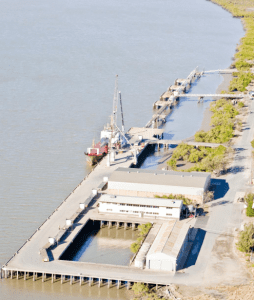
[153,206,159,208]
[153,212,159,215]
[166,207,173,209]
[120,203,125,206]
[106,209,112,211]
[166,213,172,216]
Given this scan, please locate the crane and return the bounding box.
[119,91,125,133]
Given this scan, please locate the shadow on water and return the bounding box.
[183,229,206,269]
[209,179,229,200]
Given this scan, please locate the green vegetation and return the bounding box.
[210,1,254,92]
[245,193,254,217]
[167,143,228,172]
[154,194,192,205]
[195,99,239,143]
[131,283,149,296]
[236,223,254,253]
[229,71,254,92]
[251,139,254,148]
[130,223,152,254]
[131,283,167,300]
[238,101,245,108]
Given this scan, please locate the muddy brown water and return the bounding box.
[0,0,244,299]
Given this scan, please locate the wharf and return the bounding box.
[2,67,229,288]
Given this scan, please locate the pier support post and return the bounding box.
[108,221,112,229]
[42,273,45,283]
[124,223,127,230]
[70,276,73,285]
[117,280,121,289]
[10,270,13,279]
[156,284,158,290]
[98,278,101,288]
[108,279,112,288]
[61,275,63,284]
[24,272,26,281]
[100,221,103,228]
[127,281,130,290]
[132,223,135,230]
[51,274,54,283]
[89,277,93,287]
[116,222,120,230]
[17,271,19,280]
[33,272,35,281]
[5,270,8,279]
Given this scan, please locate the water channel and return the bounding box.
[0,0,244,299]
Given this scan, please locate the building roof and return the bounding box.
[99,194,182,208]
[108,168,211,189]
[147,219,193,259]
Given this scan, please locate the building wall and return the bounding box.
[98,201,182,219]
[107,188,204,204]
[146,254,177,272]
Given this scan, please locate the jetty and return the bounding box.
[1,67,236,289]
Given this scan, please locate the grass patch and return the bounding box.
[195,99,239,143]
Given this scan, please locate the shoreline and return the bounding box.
[155,73,233,171]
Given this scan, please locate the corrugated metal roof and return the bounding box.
[147,219,191,259]
[99,194,182,208]
[108,168,210,188]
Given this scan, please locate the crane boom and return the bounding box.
[112,75,118,131]
[119,91,125,133]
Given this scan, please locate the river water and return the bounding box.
[0,0,243,299]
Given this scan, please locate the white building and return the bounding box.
[107,168,211,204]
[146,220,191,272]
[98,194,183,219]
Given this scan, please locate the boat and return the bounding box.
[85,75,127,166]
[85,138,108,166]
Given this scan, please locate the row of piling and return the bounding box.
[0,269,161,290]
[100,220,138,230]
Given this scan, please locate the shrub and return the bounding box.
[251,140,254,148]
[167,158,177,170]
[236,223,254,253]
[130,242,140,253]
[195,99,239,143]
[229,71,254,92]
[238,101,244,108]
[132,282,149,296]
[245,193,254,217]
